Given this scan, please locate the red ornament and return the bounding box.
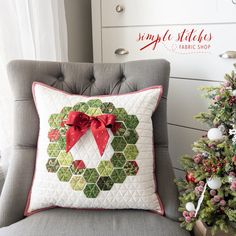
[186,172,196,183]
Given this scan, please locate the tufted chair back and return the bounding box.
[0,59,179,227]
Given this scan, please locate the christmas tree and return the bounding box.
[176,64,236,235]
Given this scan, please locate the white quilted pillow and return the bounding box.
[25,82,164,215]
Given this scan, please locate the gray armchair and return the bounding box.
[0,59,189,236]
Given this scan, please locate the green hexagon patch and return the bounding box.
[84,184,100,198]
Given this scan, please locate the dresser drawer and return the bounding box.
[102,24,236,81]
[102,0,236,27]
[168,79,219,130]
[168,125,205,169]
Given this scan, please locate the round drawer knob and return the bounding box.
[219,51,236,59]
[114,48,129,55]
[115,5,124,13]
[232,0,236,4]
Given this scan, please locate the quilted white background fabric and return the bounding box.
[25,83,164,215]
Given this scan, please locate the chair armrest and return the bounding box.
[0,147,36,227]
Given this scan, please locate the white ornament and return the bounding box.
[229,129,236,144]
[185,202,195,212]
[207,177,222,189]
[229,129,236,135]
[207,128,223,141]
[232,90,236,96]
[233,136,236,144]
[228,176,236,183]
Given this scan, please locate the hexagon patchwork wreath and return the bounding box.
[25,82,164,215]
[46,99,140,198]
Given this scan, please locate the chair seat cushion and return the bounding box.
[0,209,190,236]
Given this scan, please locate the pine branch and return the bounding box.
[176,64,236,233]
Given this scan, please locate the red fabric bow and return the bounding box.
[66,111,117,156]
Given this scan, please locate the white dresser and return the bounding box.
[91,0,236,177]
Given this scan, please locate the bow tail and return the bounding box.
[66,126,87,153]
[91,122,110,156]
